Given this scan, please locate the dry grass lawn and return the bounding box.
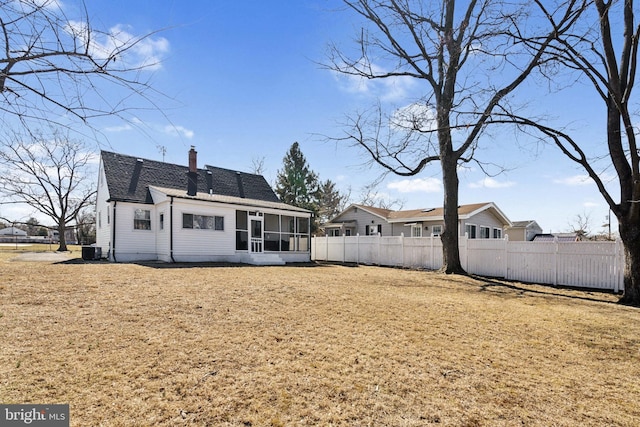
[1,249,639,426]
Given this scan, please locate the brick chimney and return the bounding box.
[187,146,198,196]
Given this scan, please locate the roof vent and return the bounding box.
[422,208,435,213]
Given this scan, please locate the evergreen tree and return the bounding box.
[275,142,320,229]
[317,179,347,225]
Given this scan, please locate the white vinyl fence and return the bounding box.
[311,234,624,292]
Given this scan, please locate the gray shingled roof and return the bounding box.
[101,151,281,204]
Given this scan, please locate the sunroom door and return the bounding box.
[249,213,263,253]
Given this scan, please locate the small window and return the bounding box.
[493,228,502,239]
[432,225,442,236]
[134,209,151,230]
[215,216,224,231]
[411,224,422,237]
[465,224,477,239]
[159,213,164,230]
[480,226,490,239]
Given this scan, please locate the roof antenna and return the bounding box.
[157,145,167,162]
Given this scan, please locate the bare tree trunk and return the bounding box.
[440,155,465,274]
[57,223,68,252]
[619,221,640,305]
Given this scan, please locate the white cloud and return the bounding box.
[391,103,436,132]
[583,201,599,208]
[553,175,593,186]
[387,177,442,193]
[163,125,194,139]
[104,124,133,133]
[64,21,169,71]
[333,60,416,103]
[468,177,515,189]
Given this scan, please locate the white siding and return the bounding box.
[95,160,111,257]
[112,202,157,262]
[459,209,505,238]
[172,199,236,262]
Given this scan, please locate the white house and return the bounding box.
[0,227,27,237]
[323,202,512,239]
[95,148,312,265]
[505,220,543,241]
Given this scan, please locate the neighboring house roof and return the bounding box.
[533,233,579,242]
[0,227,27,236]
[101,151,281,204]
[149,186,311,213]
[330,202,511,226]
[508,220,541,229]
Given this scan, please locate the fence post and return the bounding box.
[401,232,405,267]
[503,234,509,279]
[377,232,381,265]
[430,234,435,269]
[553,236,559,286]
[614,238,622,293]
[461,232,468,271]
[356,233,360,265]
[325,234,329,261]
[342,233,346,263]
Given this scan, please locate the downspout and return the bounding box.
[111,201,117,262]
[170,196,176,263]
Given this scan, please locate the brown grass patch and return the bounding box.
[1,253,639,426]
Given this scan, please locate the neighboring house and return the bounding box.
[505,220,543,241]
[532,233,581,242]
[0,227,27,237]
[323,202,511,239]
[96,148,312,265]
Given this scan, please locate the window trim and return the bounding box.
[182,212,224,231]
[480,226,491,239]
[134,208,151,231]
[431,225,442,237]
[465,223,477,239]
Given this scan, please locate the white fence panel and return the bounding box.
[312,235,623,292]
[506,241,557,285]
[555,241,621,290]
[467,238,506,278]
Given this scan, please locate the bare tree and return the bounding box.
[501,0,640,305]
[0,0,167,129]
[0,129,96,251]
[569,211,592,240]
[326,0,585,274]
[359,182,404,210]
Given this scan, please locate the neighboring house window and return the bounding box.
[480,226,490,239]
[465,224,477,238]
[367,224,382,235]
[159,213,164,230]
[182,213,223,230]
[432,225,442,236]
[493,228,502,239]
[411,224,422,237]
[329,229,340,237]
[345,229,351,236]
[134,209,151,230]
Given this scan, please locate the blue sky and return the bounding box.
[1,0,619,235]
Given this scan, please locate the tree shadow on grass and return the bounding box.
[471,275,625,306]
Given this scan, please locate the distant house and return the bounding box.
[505,220,543,241]
[532,233,580,242]
[0,227,27,237]
[95,148,312,264]
[323,202,511,239]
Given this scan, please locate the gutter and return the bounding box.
[170,196,176,263]
[111,201,117,262]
